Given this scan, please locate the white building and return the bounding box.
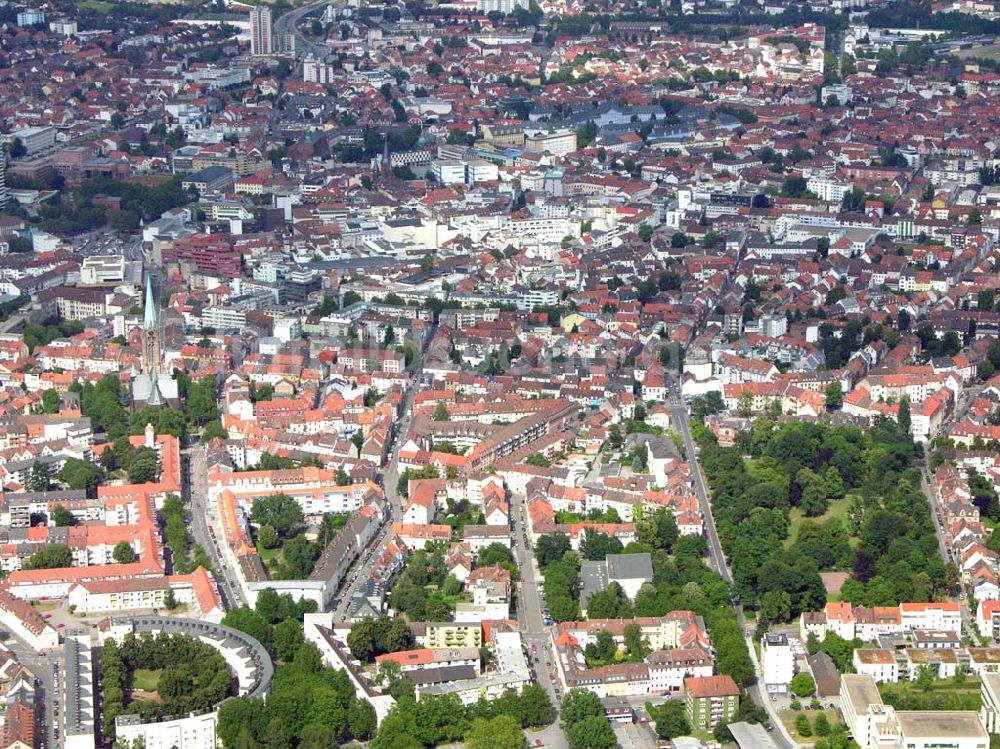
[853,649,900,684]
[761,633,795,694]
[806,177,853,204]
[116,712,217,749]
[3,126,56,155]
[841,673,989,749]
[249,5,272,55]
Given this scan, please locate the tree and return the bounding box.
[24,543,73,570]
[52,504,75,526]
[29,460,50,492]
[201,421,229,444]
[536,534,571,567]
[434,402,450,421]
[560,689,604,727]
[464,715,525,749]
[898,396,911,437]
[566,716,615,749]
[251,494,304,537]
[274,619,305,662]
[518,684,552,726]
[790,672,816,698]
[128,447,159,484]
[649,701,689,739]
[348,700,377,740]
[795,713,812,737]
[57,458,105,496]
[42,388,61,414]
[112,541,136,564]
[814,713,831,736]
[759,590,792,625]
[638,225,653,243]
[824,381,843,410]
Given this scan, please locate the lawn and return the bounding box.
[132,669,162,693]
[785,496,855,549]
[879,678,982,711]
[32,601,61,612]
[778,709,842,744]
[257,544,281,563]
[77,0,113,10]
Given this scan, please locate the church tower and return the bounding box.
[141,274,166,408]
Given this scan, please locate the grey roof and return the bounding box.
[580,559,609,608]
[728,722,782,749]
[606,552,654,582]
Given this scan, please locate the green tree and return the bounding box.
[251,494,304,537]
[51,504,75,526]
[795,713,812,737]
[42,388,61,413]
[649,701,689,740]
[28,460,50,492]
[112,541,135,564]
[790,672,816,698]
[24,543,73,569]
[560,689,604,727]
[128,447,159,484]
[464,715,525,749]
[566,716,615,749]
[57,458,105,496]
[824,381,843,409]
[434,402,450,421]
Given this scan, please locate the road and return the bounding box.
[510,488,568,749]
[185,445,246,608]
[2,632,61,749]
[916,380,987,635]
[331,355,424,621]
[668,400,797,749]
[273,0,334,59]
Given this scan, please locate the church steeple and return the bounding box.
[144,274,158,331]
[141,274,165,408]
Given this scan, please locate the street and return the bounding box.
[667,399,797,749]
[2,631,61,749]
[185,445,245,608]
[510,488,568,749]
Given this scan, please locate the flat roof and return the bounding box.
[840,674,883,716]
[728,722,782,749]
[897,712,988,740]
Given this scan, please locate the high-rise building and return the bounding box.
[249,6,272,56]
[0,153,7,208]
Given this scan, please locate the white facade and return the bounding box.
[249,6,272,55]
[761,634,794,694]
[116,713,217,749]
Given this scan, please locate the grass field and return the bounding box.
[785,496,855,549]
[257,544,280,563]
[879,678,982,711]
[132,669,162,693]
[32,601,61,612]
[956,43,1000,61]
[778,709,842,744]
[77,0,113,10]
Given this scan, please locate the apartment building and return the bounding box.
[685,675,740,731]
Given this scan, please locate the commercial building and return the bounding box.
[761,633,794,694]
[80,255,126,285]
[181,166,234,194]
[841,673,989,749]
[3,126,56,155]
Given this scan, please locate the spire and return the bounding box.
[144,274,158,330]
